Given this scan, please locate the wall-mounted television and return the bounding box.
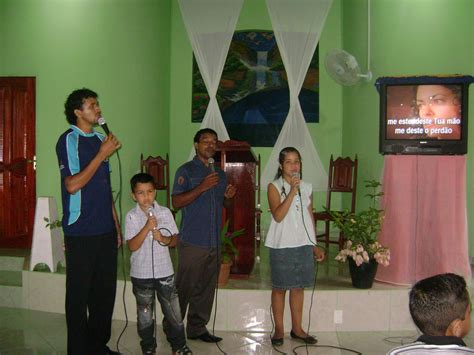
[376,76,474,155]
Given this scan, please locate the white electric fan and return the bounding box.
[325,49,372,86]
[325,0,373,86]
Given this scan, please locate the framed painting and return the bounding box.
[192,30,319,147]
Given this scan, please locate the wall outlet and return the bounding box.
[334,310,343,324]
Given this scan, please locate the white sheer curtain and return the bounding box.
[178,0,243,159]
[263,0,333,191]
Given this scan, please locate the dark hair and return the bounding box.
[409,273,470,336]
[445,85,462,101]
[275,147,302,180]
[414,84,462,114]
[130,173,155,192]
[193,128,218,143]
[64,88,98,125]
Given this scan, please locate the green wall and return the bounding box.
[2,0,474,254]
[342,0,474,253]
[1,0,172,219]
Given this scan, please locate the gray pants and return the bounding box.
[131,275,185,352]
[176,240,220,337]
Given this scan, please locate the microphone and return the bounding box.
[97,117,110,135]
[208,157,215,173]
[292,172,301,197]
[147,207,157,233]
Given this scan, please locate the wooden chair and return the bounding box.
[140,154,171,211]
[314,155,358,250]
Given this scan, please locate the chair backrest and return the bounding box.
[326,155,358,212]
[140,154,171,209]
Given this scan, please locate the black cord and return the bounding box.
[269,303,288,355]
[279,186,361,355]
[383,334,419,345]
[292,344,362,354]
[156,227,173,247]
[113,150,128,354]
[209,182,226,354]
[151,233,158,351]
[148,225,176,352]
[297,192,316,355]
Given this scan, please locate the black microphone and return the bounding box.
[292,172,301,197]
[208,157,215,173]
[97,117,110,135]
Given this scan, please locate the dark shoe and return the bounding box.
[290,330,317,344]
[175,344,193,354]
[105,347,123,355]
[188,332,222,343]
[271,337,284,346]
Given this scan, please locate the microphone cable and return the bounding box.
[286,189,361,355]
[269,181,317,355]
[112,149,129,354]
[150,226,173,352]
[209,174,226,355]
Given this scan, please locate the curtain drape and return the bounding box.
[262,0,333,191]
[179,0,243,158]
[376,155,471,285]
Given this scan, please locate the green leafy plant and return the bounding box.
[220,219,245,264]
[44,217,62,230]
[328,180,390,267]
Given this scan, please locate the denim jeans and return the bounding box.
[132,275,185,353]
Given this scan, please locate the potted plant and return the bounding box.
[328,180,390,288]
[218,219,245,286]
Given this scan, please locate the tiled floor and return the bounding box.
[0,306,424,354]
[1,246,473,353]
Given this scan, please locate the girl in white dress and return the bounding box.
[266,147,325,346]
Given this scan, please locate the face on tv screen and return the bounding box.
[385,84,462,140]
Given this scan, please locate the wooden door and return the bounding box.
[216,141,257,276]
[0,77,36,248]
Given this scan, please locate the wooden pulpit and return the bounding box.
[215,140,260,276]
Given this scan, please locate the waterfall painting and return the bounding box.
[192,30,319,147]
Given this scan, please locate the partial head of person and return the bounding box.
[275,147,302,180]
[64,88,101,128]
[130,173,157,210]
[193,128,218,162]
[409,273,471,338]
[416,85,461,120]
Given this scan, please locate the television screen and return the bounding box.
[377,76,474,155]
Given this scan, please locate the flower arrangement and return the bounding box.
[220,219,245,264]
[329,180,390,267]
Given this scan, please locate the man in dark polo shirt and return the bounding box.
[172,128,236,343]
[56,88,122,355]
